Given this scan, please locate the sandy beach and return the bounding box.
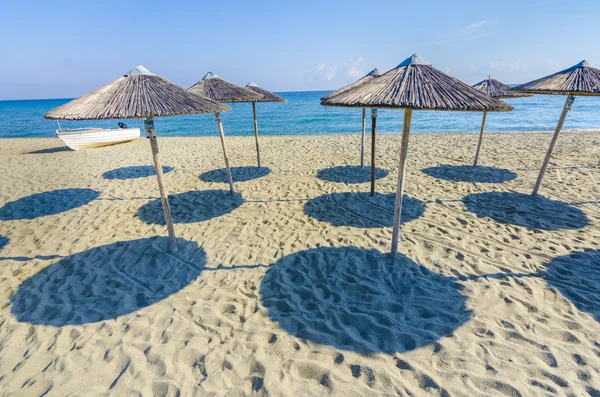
[0,131,599,396]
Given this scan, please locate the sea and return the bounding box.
[0,91,598,138]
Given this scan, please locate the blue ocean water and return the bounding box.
[0,91,598,138]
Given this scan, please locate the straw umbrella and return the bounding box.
[513,60,600,195]
[322,54,513,258]
[245,82,287,168]
[44,65,230,252]
[471,77,531,166]
[322,68,382,195]
[189,72,262,191]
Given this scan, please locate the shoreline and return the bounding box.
[2,129,600,142]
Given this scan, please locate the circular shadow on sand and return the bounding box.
[422,165,517,183]
[199,166,271,183]
[0,189,100,221]
[0,235,8,251]
[304,192,425,228]
[317,165,389,184]
[544,249,600,323]
[102,165,174,180]
[10,237,206,326]
[463,192,588,230]
[137,190,244,225]
[260,247,470,354]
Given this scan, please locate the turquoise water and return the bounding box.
[0,91,598,138]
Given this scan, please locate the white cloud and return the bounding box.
[489,59,526,73]
[311,63,338,81]
[344,57,365,79]
[301,56,366,88]
[426,20,498,45]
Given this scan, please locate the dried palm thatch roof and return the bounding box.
[512,60,600,96]
[321,68,382,100]
[245,82,287,102]
[472,77,532,98]
[188,72,262,103]
[44,65,230,120]
[321,54,513,112]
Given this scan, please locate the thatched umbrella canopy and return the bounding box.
[245,82,287,168]
[470,77,532,166]
[322,68,382,185]
[188,73,263,186]
[322,54,513,258]
[189,72,262,102]
[45,66,229,120]
[321,68,382,100]
[44,65,231,252]
[513,60,600,194]
[246,82,287,102]
[472,77,532,99]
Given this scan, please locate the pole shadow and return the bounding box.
[10,237,206,326]
[462,192,589,230]
[422,165,517,183]
[304,192,425,228]
[0,235,8,251]
[316,165,389,184]
[199,166,271,183]
[544,249,600,323]
[0,189,100,220]
[136,190,244,225]
[260,247,471,354]
[27,147,71,155]
[102,165,174,180]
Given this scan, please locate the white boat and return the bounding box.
[56,123,140,151]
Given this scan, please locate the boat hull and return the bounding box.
[57,128,141,151]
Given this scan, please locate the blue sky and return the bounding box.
[0,0,598,99]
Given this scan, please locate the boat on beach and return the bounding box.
[56,123,140,151]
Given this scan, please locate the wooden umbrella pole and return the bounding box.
[473,111,487,166]
[215,112,235,194]
[532,95,575,195]
[370,109,378,196]
[145,117,177,252]
[252,102,261,168]
[391,109,412,259]
[360,108,366,167]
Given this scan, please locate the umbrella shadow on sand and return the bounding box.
[455,248,600,324]
[199,166,271,183]
[316,165,389,184]
[304,192,425,228]
[137,189,244,225]
[544,249,600,323]
[0,235,8,251]
[422,165,517,183]
[463,192,589,230]
[102,165,174,180]
[260,246,471,354]
[10,237,206,326]
[0,189,100,220]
